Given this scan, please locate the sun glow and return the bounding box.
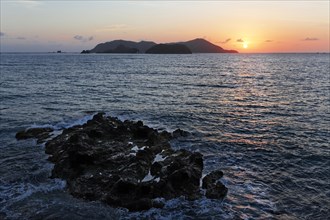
[243,43,248,49]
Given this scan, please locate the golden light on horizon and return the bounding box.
[243,43,248,49]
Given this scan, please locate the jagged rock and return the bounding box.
[202,170,228,200]
[205,182,228,199]
[81,50,90,54]
[16,113,228,211]
[202,170,224,189]
[172,128,190,138]
[16,127,53,143]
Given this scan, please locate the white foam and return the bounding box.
[141,170,154,182]
[131,146,139,152]
[62,114,96,129]
[3,178,66,206]
[29,123,56,129]
[130,145,147,155]
[153,153,167,163]
[28,113,96,131]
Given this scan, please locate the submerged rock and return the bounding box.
[16,112,227,211]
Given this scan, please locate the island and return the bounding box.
[82,38,238,54]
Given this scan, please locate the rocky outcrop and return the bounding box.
[145,44,192,54]
[16,127,53,143]
[202,170,228,199]
[16,113,227,211]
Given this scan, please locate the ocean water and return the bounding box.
[0,53,329,220]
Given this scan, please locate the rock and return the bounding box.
[172,128,190,138]
[202,170,228,200]
[205,182,228,199]
[202,170,224,189]
[16,127,54,143]
[17,113,228,211]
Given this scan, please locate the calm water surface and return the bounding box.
[0,53,329,219]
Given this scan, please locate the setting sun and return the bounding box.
[243,43,248,49]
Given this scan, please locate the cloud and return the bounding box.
[265,40,273,43]
[73,35,94,43]
[218,38,231,44]
[74,35,83,41]
[303,37,319,41]
[236,38,244,43]
[0,32,5,37]
[17,37,26,40]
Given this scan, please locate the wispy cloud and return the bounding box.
[265,40,273,43]
[16,37,26,40]
[73,35,94,43]
[236,38,244,43]
[0,32,5,37]
[303,37,319,41]
[218,38,231,44]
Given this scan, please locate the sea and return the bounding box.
[0,53,329,220]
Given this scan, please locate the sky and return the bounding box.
[0,0,329,53]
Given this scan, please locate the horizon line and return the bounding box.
[1,52,329,54]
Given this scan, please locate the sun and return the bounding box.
[243,43,248,49]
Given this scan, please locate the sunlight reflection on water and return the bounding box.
[0,53,329,219]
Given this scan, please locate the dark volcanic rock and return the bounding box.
[17,112,227,211]
[145,44,192,54]
[172,128,190,138]
[202,170,228,200]
[16,127,53,143]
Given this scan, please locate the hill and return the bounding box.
[145,44,192,54]
[89,40,156,53]
[179,38,238,53]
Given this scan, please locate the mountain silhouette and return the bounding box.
[179,38,238,53]
[145,44,192,54]
[84,38,238,54]
[89,40,156,53]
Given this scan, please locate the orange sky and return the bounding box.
[1,1,329,52]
